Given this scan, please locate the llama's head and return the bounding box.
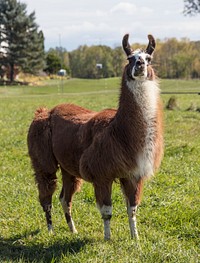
[122,34,156,80]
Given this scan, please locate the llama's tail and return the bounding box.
[27,107,58,185]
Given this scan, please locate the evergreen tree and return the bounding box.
[0,0,45,81]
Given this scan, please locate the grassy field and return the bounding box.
[0,78,200,263]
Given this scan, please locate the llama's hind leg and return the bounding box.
[120,177,144,239]
[94,181,113,240]
[36,172,57,233]
[59,169,82,233]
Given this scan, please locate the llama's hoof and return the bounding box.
[72,228,78,234]
[68,221,78,234]
[48,224,54,234]
[49,230,54,235]
[131,233,139,240]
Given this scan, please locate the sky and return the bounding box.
[23,0,200,51]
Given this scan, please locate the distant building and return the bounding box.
[96,63,103,69]
[57,69,67,76]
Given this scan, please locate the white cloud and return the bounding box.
[23,0,200,50]
[110,2,137,15]
[140,7,153,14]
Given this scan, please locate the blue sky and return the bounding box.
[23,0,200,51]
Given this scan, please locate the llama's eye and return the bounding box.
[146,55,151,63]
[128,56,136,64]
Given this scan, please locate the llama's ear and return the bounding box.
[122,34,133,57]
[146,34,156,55]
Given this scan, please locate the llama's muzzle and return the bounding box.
[134,59,145,76]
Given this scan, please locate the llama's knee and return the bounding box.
[99,204,112,220]
[94,182,113,240]
[127,205,137,217]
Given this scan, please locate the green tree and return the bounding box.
[154,38,181,78]
[191,41,200,77]
[69,45,88,78]
[0,0,45,81]
[112,46,125,77]
[69,45,117,79]
[153,37,200,79]
[49,47,70,74]
[45,50,62,75]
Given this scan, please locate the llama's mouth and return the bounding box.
[134,65,145,77]
[134,69,145,77]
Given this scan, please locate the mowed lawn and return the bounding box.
[0,78,199,263]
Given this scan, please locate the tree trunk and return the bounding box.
[10,63,14,82]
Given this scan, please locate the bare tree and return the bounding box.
[184,0,200,15]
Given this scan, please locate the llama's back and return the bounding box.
[49,103,117,177]
[28,103,117,179]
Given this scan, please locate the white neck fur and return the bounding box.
[126,79,160,178]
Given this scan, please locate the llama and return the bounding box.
[27,34,163,240]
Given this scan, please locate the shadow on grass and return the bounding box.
[0,229,91,262]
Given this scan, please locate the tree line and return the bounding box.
[47,38,200,79]
[1,0,200,82]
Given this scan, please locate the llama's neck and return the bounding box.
[117,77,160,127]
[126,79,160,119]
[113,76,160,177]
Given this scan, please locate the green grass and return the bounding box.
[0,78,200,263]
[0,78,120,96]
[1,78,200,96]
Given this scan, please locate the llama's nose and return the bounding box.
[136,57,144,68]
[135,58,145,71]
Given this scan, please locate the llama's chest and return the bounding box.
[134,123,156,178]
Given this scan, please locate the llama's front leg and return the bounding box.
[60,169,82,233]
[94,182,113,240]
[120,177,144,239]
[100,204,113,240]
[127,205,138,239]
